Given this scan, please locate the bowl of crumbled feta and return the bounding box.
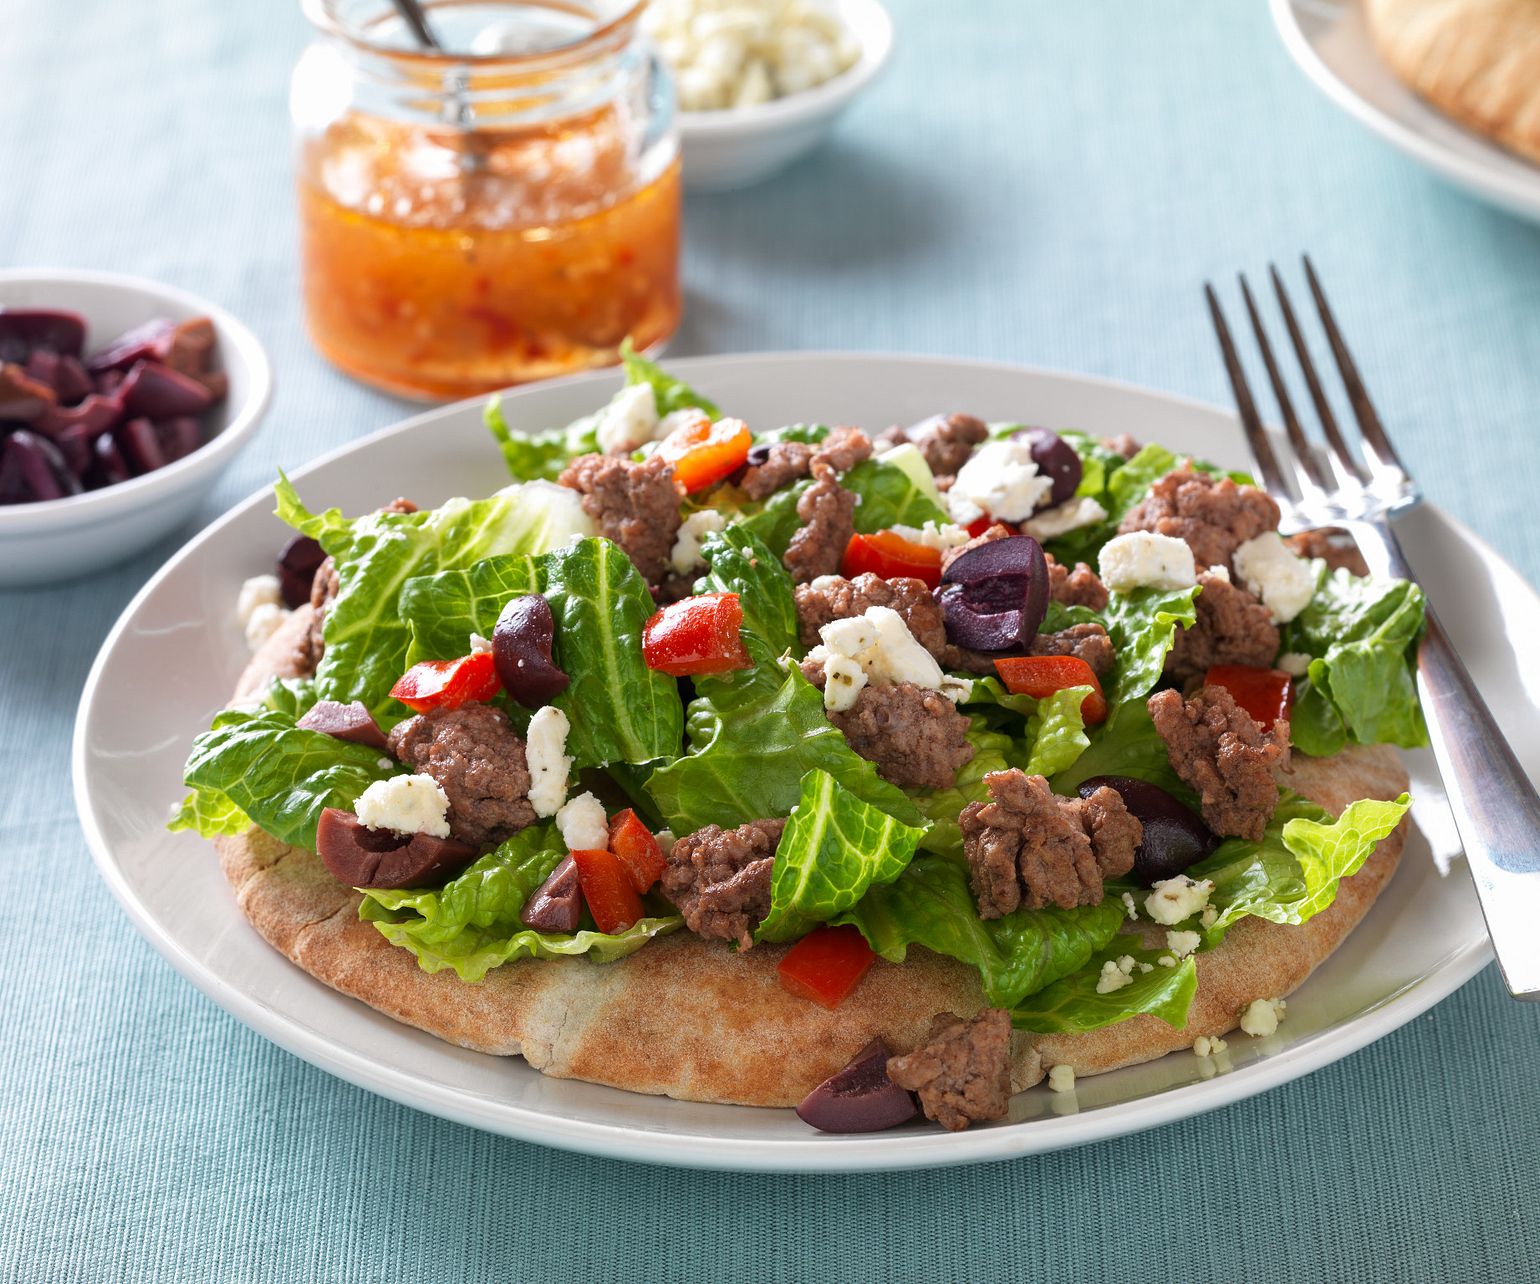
[643,0,894,190]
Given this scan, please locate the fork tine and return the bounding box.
[1204,283,1295,501]
[1269,264,1368,487]
[1237,272,1328,496]
[1302,255,1409,482]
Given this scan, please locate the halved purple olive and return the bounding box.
[115,417,165,475]
[2,430,80,502]
[0,363,58,422]
[153,415,203,463]
[519,855,582,932]
[1077,775,1218,885]
[35,393,125,440]
[84,318,173,373]
[796,1039,918,1133]
[316,807,476,889]
[493,593,570,708]
[0,308,87,361]
[278,534,327,610]
[935,534,1049,652]
[1016,427,1082,511]
[118,359,213,419]
[297,700,390,752]
[86,433,130,489]
[50,423,96,476]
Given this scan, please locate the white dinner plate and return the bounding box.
[1271,0,1540,225]
[74,353,1512,1172]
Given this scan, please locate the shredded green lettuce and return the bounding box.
[692,526,799,657]
[1011,941,1198,1033]
[618,340,721,419]
[1100,583,1202,705]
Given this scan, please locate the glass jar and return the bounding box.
[292,0,681,401]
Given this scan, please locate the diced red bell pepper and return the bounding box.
[993,655,1108,724]
[841,530,943,588]
[569,848,645,935]
[1205,664,1294,728]
[965,515,1005,539]
[656,415,752,493]
[608,808,666,893]
[389,652,501,713]
[642,592,753,677]
[777,924,877,1010]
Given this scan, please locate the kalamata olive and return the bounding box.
[796,1039,918,1134]
[35,392,125,440]
[277,534,328,610]
[2,430,80,502]
[297,700,390,752]
[934,533,1049,652]
[153,415,203,463]
[164,317,216,377]
[118,358,213,419]
[1077,775,1218,885]
[1016,427,1082,511]
[519,855,582,932]
[114,417,165,475]
[744,442,773,467]
[493,593,570,708]
[84,318,174,373]
[0,363,57,422]
[316,807,477,889]
[50,423,95,476]
[0,308,87,361]
[86,433,130,490]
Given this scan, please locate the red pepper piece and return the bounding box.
[777,924,878,1009]
[642,592,753,677]
[569,848,646,935]
[965,515,1005,539]
[841,530,943,588]
[993,655,1108,724]
[1205,664,1294,728]
[655,415,752,493]
[608,808,666,893]
[389,652,502,713]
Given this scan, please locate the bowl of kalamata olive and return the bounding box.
[0,269,271,588]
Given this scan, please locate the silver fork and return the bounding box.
[1205,257,1540,1000]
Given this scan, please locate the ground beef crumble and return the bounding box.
[660,818,783,949]
[783,464,857,584]
[1119,467,1279,570]
[1288,526,1370,578]
[1165,571,1279,684]
[885,1009,1013,1132]
[800,667,975,791]
[740,427,872,501]
[557,452,682,583]
[1047,553,1110,612]
[1148,685,1288,841]
[909,413,991,476]
[793,572,948,654]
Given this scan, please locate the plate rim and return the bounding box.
[72,351,1495,1172]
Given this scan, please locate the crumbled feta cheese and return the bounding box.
[1200,905,1219,930]
[1193,1035,1229,1058]
[1276,651,1312,677]
[555,791,609,853]
[1047,1064,1076,1093]
[1120,891,1138,921]
[1095,958,1134,994]
[355,774,451,839]
[1239,997,1287,1037]
[1020,496,1109,541]
[946,440,1055,525]
[525,707,572,818]
[237,574,282,629]
[670,509,727,576]
[654,829,677,857]
[243,602,289,652]
[1157,955,1176,968]
[1166,929,1201,959]
[1138,961,1153,974]
[469,632,493,655]
[594,382,659,454]
[889,520,971,551]
[1232,532,1316,624]
[1205,563,1231,583]
[1098,531,1198,593]
[812,606,970,712]
[1145,874,1214,925]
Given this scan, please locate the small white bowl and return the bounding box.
[676,0,894,192]
[0,269,272,589]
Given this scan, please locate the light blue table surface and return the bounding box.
[5,1,1540,1279]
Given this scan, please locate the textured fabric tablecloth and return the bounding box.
[5,1,1540,1280]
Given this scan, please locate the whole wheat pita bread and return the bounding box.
[216,606,1409,1107]
[1366,0,1540,166]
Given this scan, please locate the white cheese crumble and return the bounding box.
[238,575,288,651]
[1200,905,1219,931]
[1157,955,1176,968]
[946,440,1054,525]
[889,520,971,551]
[643,0,861,112]
[1098,531,1198,593]
[354,774,451,839]
[1047,1064,1076,1093]
[469,632,492,655]
[1276,651,1312,677]
[594,382,660,455]
[1232,532,1316,624]
[1205,563,1231,583]
[1193,1035,1228,1058]
[654,828,677,857]
[1020,496,1109,541]
[243,602,289,652]
[1095,955,1137,994]
[1166,929,1201,959]
[555,791,609,853]
[669,509,727,576]
[1239,997,1287,1037]
[1144,874,1214,926]
[525,706,573,818]
[810,606,971,713]
[1120,891,1138,921]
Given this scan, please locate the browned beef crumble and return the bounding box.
[557,452,682,583]
[885,1009,1013,1132]
[1028,622,1117,678]
[1102,433,1142,460]
[959,769,1140,918]
[783,465,857,584]
[909,413,991,477]
[1148,685,1288,841]
[660,818,784,949]
[1165,571,1279,684]
[1287,526,1370,578]
[793,572,948,655]
[739,426,872,501]
[387,702,537,848]
[1047,553,1110,612]
[1118,467,1279,570]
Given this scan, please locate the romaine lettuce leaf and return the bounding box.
[1100,583,1202,705]
[485,399,600,482]
[276,477,593,716]
[756,770,928,942]
[400,537,683,770]
[361,824,680,981]
[1010,941,1198,1033]
[912,720,1013,860]
[168,786,250,838]
[619,340,720,418]
[693,526,799,656]
[837,854,1128,1008]
[1050,697,1190,801]
[961,682,1092,781]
